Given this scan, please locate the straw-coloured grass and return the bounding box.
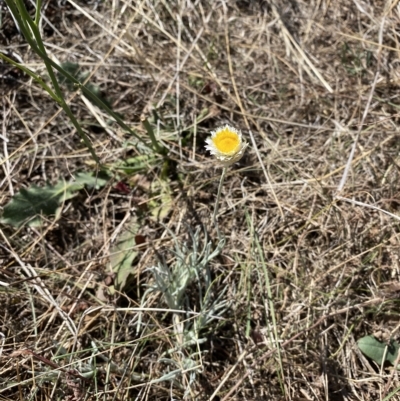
[2,1,400,400]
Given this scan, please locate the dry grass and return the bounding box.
[2,0,400,400]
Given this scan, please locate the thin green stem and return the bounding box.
[212,167,227,239]
[34,0,42,25]
[141,117,166,155]
[0,53,59,102]
[6,0,163,159]
[5,0,100,164]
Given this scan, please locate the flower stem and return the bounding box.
[212,167,227,238]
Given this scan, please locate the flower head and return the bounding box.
[205,125,248,166]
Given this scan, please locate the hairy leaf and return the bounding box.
[149,178,172,221]
[74,171,109,190]
[1,184,64,227]
[109,220,140,293]
[1,172,109,227]
[357,335,400,368]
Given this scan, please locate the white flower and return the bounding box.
[205,125,248,166]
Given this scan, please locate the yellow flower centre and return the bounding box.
[213,129,240,154]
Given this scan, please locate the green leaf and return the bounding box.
[357,335,400,368]
[57,61,80,90]
[59,61,113,110]
[109,220,140,293]
[1,184,64,227]
[74,171,110,190]
[1,172,109,227]
[117,154,157,174]
[149,178,172,221]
